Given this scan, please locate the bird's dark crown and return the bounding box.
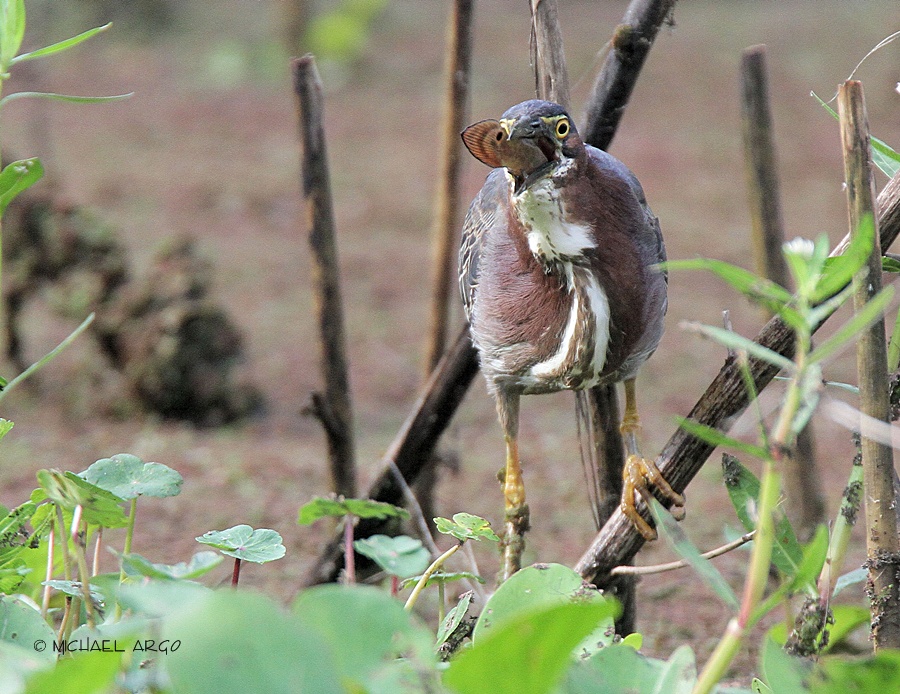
[500,99,573,126]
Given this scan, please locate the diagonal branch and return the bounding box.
[576,170,900,584]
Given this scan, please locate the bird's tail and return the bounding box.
[574,385,625,530]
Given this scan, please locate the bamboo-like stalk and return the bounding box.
[293,55,357,499]
[740,44,824,537]
[529,0,570,109]
[839,79,900,650]
[417,0,475,530]
[425,0,473,373]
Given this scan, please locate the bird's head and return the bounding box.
[461,100,583,193]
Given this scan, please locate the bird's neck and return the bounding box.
[508,160,595,269]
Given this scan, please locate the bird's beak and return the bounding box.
[498,118,556,191]
[500,117,540,141]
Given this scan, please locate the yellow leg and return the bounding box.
[496,390,528,581]
[619,378,685,540]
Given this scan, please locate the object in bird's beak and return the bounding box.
[461,119,504,168]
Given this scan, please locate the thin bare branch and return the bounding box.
[293,55,357,499]
[529,0,570,109]
[610,531,755,576]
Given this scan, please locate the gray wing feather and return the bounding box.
[459,169,508,319]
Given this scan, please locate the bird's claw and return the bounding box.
[621,454,685,541]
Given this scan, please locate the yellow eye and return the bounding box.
[555,118,570,139]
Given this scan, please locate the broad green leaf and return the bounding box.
[24,649,122,694]
[353,535,431,578]
[681,322,795,372]
[117,579,212,618]
[883,256,900,274]
[436,591,473,651]
[814,215,875,302]
[809,285,894,364]
[753,679,774,694]
[36,469,128,528]
[833,566,867,597]
[164,591,344,694]
[0,501,35,552]
[0,419,13,441]
[648,644,697,694]
[722,455,803,577]
[473,563,618,656]
[42,579,105,608]
[761,634,812,694]
[445,601,613,694]
[808,648,900,693]
[298,496,409,524]
[820,605,869,654]
[79,454,183,500]
[677,418,770,460]
[0,0,26,68]
[0,558,28,592]
[195,525,285,563]
[650,499,738,612]
[121,551,223,581]
[663,259,792,311]
[434,513,499,542]
[11,23,111,64]
[563,642,666,693]
[0,158,43,216]
[0,595,55,664]
[294,585,432,687]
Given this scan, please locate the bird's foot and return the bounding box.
[621,454,685,541]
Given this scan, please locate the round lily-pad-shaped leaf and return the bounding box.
[36,469,128,528]
[80,454,183,500]
[196,525,286,564]
[434,513,499,543]
[298,496,409,525]
[353,535,431,578]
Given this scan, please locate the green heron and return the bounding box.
[459,100,684,575]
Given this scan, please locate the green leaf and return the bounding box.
[445,601,614,694]
[79,454,183,500]
[293,585,432,687]
[821,605,869,654]
[42,579,106,607]
[677,418,770,460]
[0,595,56,664]
[0,501,35,552]
[352,535,431,578]
[0,0,26,69]
[761,634,812,694]
[401,570,485,590]
[649,498,738,612]
[681,322,795,372]
[11,23,111,64]
[813,214,875,302]
[790,363,823,439]
[833,566,867,597]
[164,590,344,694]
[790,525,828,594]
[753,678,774,694]
[436,590,473,651]
[563,642,668,693]
[297,496,409,524]
[722,455,804,577]
[117,579,212,618]
[809,285,894,364]
[813,91,900,178]
[434,513,499,542]
[663,259,792,312]
[36,469,128,528]
[473,563,618,657]
[24,650,123,694]
[808,648,900,693]
[0,158,43,216]
[195,525,285,563]
[121,551,223,581]
[0,419,13,441]
[0,90,133,107]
